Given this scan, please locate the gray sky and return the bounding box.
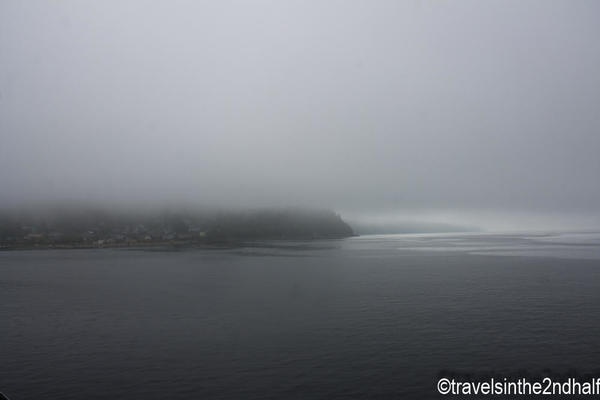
[1,0,599,229]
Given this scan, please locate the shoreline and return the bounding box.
[0,235,356,251]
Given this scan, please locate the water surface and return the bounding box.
[2,232,600,399]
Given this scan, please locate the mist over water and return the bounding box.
[2,3,600,399]
[1,0,600,230]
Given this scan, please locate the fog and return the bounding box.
[1,0,599,230]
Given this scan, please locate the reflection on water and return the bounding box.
[346,231,600,260]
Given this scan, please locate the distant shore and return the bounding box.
[0,207,355,251]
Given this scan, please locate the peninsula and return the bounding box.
[0,207,355,250]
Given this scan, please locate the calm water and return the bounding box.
[2,232,600,399]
